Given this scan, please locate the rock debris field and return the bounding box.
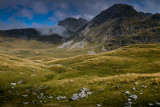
[0,81,160,107]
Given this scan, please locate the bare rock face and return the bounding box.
[90,4,144,27]
[58,18,88,33]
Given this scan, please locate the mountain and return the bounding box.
[1,4,160,52]
[0,28,40,39]
[139,12,153,17]
[88,4,144,27]
[0,18,88,44]
[151,13,160,20]
[58,17,88,33]
[0,28,63,44]
[63,4,160,52]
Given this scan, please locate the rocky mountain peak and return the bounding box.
[58,17,88,33]
[90,4,144,26]
[102,4,143,18]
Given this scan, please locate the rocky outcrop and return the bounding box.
[70,88,92,100]
[58,18,88,33]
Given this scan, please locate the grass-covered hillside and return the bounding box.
[0,36,89,58]
[1,43,160,107]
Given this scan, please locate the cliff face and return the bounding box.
[58,17,88,33]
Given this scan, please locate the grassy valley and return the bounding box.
[0,36,88,58]
[0,3,160,107]
[1,38,160,106]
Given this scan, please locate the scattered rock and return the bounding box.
[48,96,53,99]
[141,85,147,88]
[125,91,130,95]
[154,86,158,89]
[149,103,154,106]
[32,92,36,95]
[23,102,30,105]
[11,83,16,86]
[96,104,102,106]
[128,99,131,102]
[155,102,160,105]
[132,87,136,91]
[18,80,23,84]
[87,92,92,95]
[129,94,137,100]
[102,46,107,52]
[125,101,132,106]
[70,94,79,101]
[70,88,92,101]
[56,96,66,100]
[116,85,122,89]
[99,89,103,91]
[134,83,139,85]
[22,95,28,97]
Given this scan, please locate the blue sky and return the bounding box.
[0,0,160,30]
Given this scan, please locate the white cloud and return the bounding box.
[54,11,66,19]
[83,14,94,20]
[48,17,57,22]
[60,3,69,9]
[17,8,33,19]
[35,25,68,37]
[32,2,48,14]
[0,17,25,30]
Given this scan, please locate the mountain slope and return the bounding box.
[0,28,63,44]
[65,4,160,52]
[1,44,160,106]
[58,17,88,33]
[0,18,88,44]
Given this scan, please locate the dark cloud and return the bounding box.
[0,0,160,30]
[17,8,34,19]
[0,17,25,30]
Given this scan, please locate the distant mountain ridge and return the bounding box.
[0,17,88,44]
[0,28,63,44]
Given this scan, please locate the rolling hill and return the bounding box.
[1,43,160,106]
[1,3,160,107]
